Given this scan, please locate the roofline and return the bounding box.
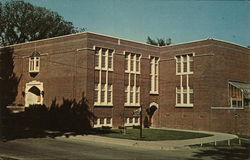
[0,31,249,50]
[85,31,160,48]
[161,38,250,50]
[0,32,87,49]
[0,31,159,49]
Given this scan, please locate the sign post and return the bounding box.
[140,105,143,138]
[133,106,143,139]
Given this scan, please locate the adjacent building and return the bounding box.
[2,32,250,135]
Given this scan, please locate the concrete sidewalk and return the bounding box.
[57,128,238,150]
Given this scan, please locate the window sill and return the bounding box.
[176,72,193,76]
[29,71,39,73]
[95,67,113,71]
[94,103,113,107]
[149,91,159,95]
[124,124,140,127]
[175,104,193,108]
[93,124,112,128]
[125,71,140,74]
[211,107,245,110]
[124,104,140,107]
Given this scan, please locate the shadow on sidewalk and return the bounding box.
[187,144,250,160]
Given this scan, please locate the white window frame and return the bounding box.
[29,57,40,73]
[94,117,112,128]
[94,46,114,106]
[94,83,113,106]
[150,56,159,94]
[124,52,141,106]
[124,52,141,74]
[124,117,140,126]
[175,53,194,75]
[94,46,114,71]
[175,59,194,107]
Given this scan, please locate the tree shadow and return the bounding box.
[1,96,96,141]
[0,47,22,139]
[187,145,250,160]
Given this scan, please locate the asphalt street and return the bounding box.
[0,137,249,160]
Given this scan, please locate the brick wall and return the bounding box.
[4,32,250,135]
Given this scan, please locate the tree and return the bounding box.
[0,47,20,107]
[0,1,84,46]
[146,36,171,46]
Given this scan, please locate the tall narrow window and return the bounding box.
[175,53,194,107]
[94,47,114,106]
[124,52,141,106]
[150,56,159,94]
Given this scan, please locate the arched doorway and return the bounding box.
[147,102,159,127]
[25,81,43,107]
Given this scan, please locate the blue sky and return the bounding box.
[10,0,250,46]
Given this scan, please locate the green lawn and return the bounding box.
[97,128,212,141]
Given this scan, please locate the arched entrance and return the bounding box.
[25,81,43,107]
[147,102,159,127]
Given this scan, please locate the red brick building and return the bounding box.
[3,32,250,135]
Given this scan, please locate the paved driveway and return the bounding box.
[0,137,249,160]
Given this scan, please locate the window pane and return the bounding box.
[107,90,112,103]
[101,84,105,103]
[190,93,194,104]
[136,55,140,72]
[130,55,134,72]
[177,93,181,104]
[101,49,106,68]
[136,91,139,104]
[100,118,104,124]
[135,117,139,123]
[95,54,99,67]
[183,93,187,104]
[155,75,158,92]
[106,118,111,124]
[108,50,113,69]
[94,119,98,125]
[189,61,194,72]
[129,118,133,123]
[95,48,100,67]
[94,84,98,103]
[108,56,112,69]
[177,62,181,73]
[125,86,128,103]
[151,75,154,91]
[136,61,139,72]
[130,88,133,104]
[155,63,158,75]
[183,62,187,72]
